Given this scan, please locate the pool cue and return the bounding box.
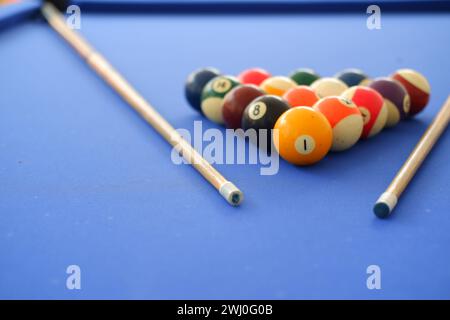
[41,3,243,206]
[374,95,450,218]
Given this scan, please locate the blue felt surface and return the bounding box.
[0,9,450,299]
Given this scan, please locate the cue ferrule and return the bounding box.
[220,182,244,206]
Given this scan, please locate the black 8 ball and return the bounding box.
[242,95,290,151]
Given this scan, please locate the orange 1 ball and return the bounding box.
[273,107,332,165]
[282,85,320,108]
[313,96,363,151]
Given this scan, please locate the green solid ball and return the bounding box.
[289,68,320,86]
[201,75,240,124]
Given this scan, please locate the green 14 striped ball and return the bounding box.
[201,75,240,124]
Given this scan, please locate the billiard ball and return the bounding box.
[273,107,332,165]
[311,77,348,98]
[201,75,240,124]
[334,68,370,87]
[313,96,363,151]
[222,84,265,129]
[369,78,410,128]
[185,67,221,113]
[238,68,271,86]
[391,69,430,116]
[282,85,319,108]
[260,76,297,96]
[242,95,290,150]
[342,86,388,139]
[289,68,320,86]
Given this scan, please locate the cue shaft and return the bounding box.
[374,95,450,218]
[41,3,243,206]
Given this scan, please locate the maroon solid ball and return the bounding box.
[222,84,265,129]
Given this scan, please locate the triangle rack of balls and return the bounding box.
[185,67,430,166]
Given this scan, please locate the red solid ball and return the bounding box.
[237,68,271,86]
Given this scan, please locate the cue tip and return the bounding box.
[220,182,244,206]
[373,192,398,219]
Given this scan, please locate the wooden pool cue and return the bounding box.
[41,3,243,206]
[374,95,450,218]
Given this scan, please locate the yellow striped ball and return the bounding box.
[260,76,297,97]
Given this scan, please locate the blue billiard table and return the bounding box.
[0,0,449,299]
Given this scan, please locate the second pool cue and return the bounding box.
[374,95,450,218]
[41,3,243,206]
